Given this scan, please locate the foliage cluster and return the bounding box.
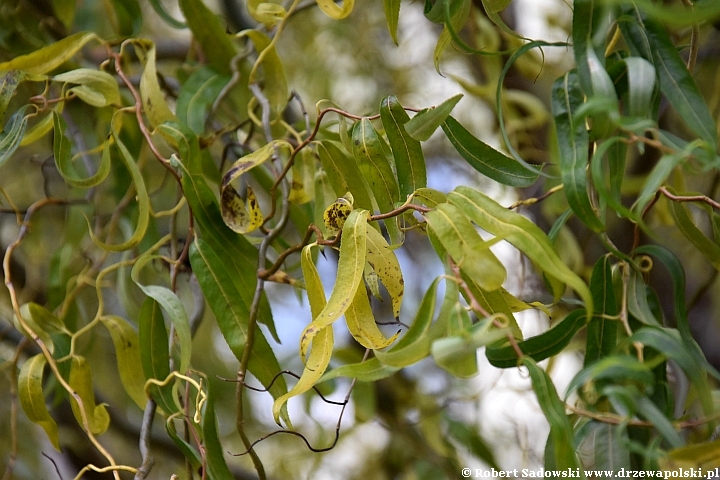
[2,0,720,479]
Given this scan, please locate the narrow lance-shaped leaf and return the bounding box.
[365,225,404,318]
[572,0,612,96]
[100,316,147,410]
[134,40,176,129]
[272,244,333,425]
[552,72,604,232]
[138,297,180,415]
[0,70,25,120]
[299,210,368,359]
[238,30,288,118]
[147,0,187,28]
[18,354,61,451]
[442,115,538,187]
[448,187,594,318]
[0,105,31,168]
[53,68,121,107]
[404,94,462,141]
[176,67,230,135]
[89,124,150,251]
[425,202,506,292]
[619,6,717,147]
[351,120,402,244]
[625,57,657,118]
[316,140,374,212]
[178,0,238,76]
[667,191,720,271]
[319,357,399,383]
[52,112,111,188]
[522,357,581,470]
[201,380,236,480]
[566,355,655,400]
[380,95,426,196]
[585,255,618,366]
[382,0,401,44]
[0,32,99,75]
[68,355,110,435]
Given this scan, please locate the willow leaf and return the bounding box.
[18,354,60,450]
[380,95,426,196]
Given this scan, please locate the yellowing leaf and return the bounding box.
[220,140,290,234]
[247,0,286,27]
[100,316,148,410]
[68,356,110,435]
[18,354,60,450]
[300,209,368,359]
[0,32,99,75]
[54,68,121,107]
[323,194,354,236]
[237,30,288,118]
[345,281,399,350]
[134,40,176,129]
[316,0,355,19]
[365,226,404,317]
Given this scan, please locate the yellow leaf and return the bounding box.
[323,193,354,236]
[135,40,176,129]
[345,281,399,350]
[316,0,355,19]
[365,226,404,317]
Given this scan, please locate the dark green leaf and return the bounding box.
[585,255,618,366]
[382,0,401,44]
[552,72,604,232]
[446,417,500,470]
[0,70,24,121]
[319,357,399,382]
[567,355,655,399]
[176,67,230,135]
[201,380,235,480]
[178,0,238,76]
[0,105,30,167]
[404,94,462,141]
[442,115,538,187]
[316,140,374,212]
[148,0,187,28]
[380,96,426,197]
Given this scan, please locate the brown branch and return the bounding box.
[659,186,720,210]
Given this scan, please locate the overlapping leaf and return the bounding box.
[0,32,99,75]
[52,112,111,188]
[380,95,426,197]
[18,354,61,450]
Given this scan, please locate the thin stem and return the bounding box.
[133,400,156,480]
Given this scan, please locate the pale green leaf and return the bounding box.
[316,0,355,19]
[0,32,99,75]
[68,355,110,435]
[100,316,148,409]
[18,354,60,450]
[404,94,463,141]
[54,68,121,107]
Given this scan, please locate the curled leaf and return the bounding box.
[68,355,110,435]
[18,354,61,450]
[316,0,355,19]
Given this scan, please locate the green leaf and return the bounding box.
[380,95,426,197]
[316,140,374,212]
[425,202,506,292]
[365,226,404,318]
[572,0,613,96]
[448,187,594,318]
[404,94,462,141]
[0,32,99,75]
[619,6,717,147]
[633,153,685,215]
[89,129,150,252]
[201,380,235,480]
[138,297,180,416]
[14,303,58,354]
[18,354,61,451]
[178,0,238,76]
[238,29,288,118]
[351,120,402,243]
[319,357,399,383]
[109,0,142,36]
[100,316,147,409]
[585,255,618,366]
[636,396,684,448]
[190,238,289,424]
[482,0,511,13]
[52,0,77,27]
[522,357,580,470]
[486,309,586,368]
[625,57,656,118]
[54,68,121,107]
[68,355,110,435]
[299,209,368,358]
[375,278,439,367]
[626,268,661,327]
[578,423,631,474]
[567,355,655,400]
[176,67,230,135]
[0,105,30,167]
[166,418,202,470]
[441,115,538,187]
[552,72,604,232]
[135,40,177,129]
[663,440,720,470]
[382,0,401,44]
[667,192,720,271]
[52,112,111,188]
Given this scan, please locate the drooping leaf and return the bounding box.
[633,153,685,215]
[566,355,655,400]
[441,115,538,187]
[52,112,111,188]
[552,72,604,232]
[425,202,506,292]
[0,32,99,75]
[133,40,176,129]
[572,0,612,96]
[663,440,720,471]
[319,357,399,383]
[88,129,150,251]
[18,354,61,451]
[299,210,368,358]
[486,310,586,368]
[382,0,401,44]
[316,140,374,213]
[178,0,238,76]
[667,191,720,271]
[380,95,426,196]
[365,226,404,318]
[523,357,580,470]
[448,187,594,318]
[201,380,236,480]
[238,29,288,118]
[404,94,462,141]
[323,194,354,236]
[68,355,110,435]
[626,268,661,327]
[0,105,31,168]
[100,316,147,409]
[147,0,187,28]
[345,280,399,350]
[625,57,657,118]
